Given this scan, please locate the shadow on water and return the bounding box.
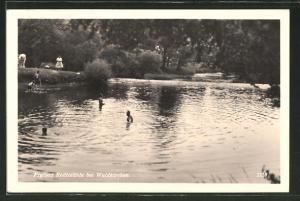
[157,86,182,117]
[107,83,129,100]
[19,90,57,116]
[149,86,184,165]
[266,85,280,107]
[134,87,156,102]
[59,84,109,105]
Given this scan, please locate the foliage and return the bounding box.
[99,47,161,78]
[62,34,102,71]
[19,19,102,71]
[84,59,112,86]
[100,20,149,50]
[208,20,280,84]
[99,45,138,78]
[136,50,162,76]
[180,62,199,75]
[19,19,280,84]
[19,20,64,67]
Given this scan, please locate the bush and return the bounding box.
[62,39,100,71]
[99,47,162,78]
[181,62,199,75]
[84,59,112,86]
[99,45,131,77]
[136,50,162,76]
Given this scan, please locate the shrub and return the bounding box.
[62,40,99,71]
[84,59,112,86]
[99,47,162,78]
[99,45,130,77]
[136,50,162,76]
[181,62,199,75]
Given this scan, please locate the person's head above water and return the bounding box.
[37,70,39,74]
[127,110,131,116]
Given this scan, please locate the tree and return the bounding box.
[148,20,189,71]
[18,19,65,67]
[19,19,104,71]
[207,20,280,84]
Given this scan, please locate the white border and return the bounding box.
[6,9,290,193]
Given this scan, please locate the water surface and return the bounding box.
[18,78,280,183]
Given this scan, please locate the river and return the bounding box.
[18,77,280,183]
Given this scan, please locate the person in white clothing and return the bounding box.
[18,54,26,68]
[55,56,64,70]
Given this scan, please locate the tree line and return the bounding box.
[19,19,280,84]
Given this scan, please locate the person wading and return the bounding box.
[126,111,133,123]
[33,70,41,86]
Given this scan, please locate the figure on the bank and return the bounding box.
[55,56,64,70]
[18,53,26,68]
[126,110,133,123]
[27,81,34,91]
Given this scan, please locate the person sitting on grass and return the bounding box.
[126,110,133,123]
[27,81,34,91]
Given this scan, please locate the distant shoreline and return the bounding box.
[18,67,276,85]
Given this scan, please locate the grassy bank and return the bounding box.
[144,73,192,80]
[19,68,86,84]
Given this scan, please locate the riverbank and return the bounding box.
[19,68,194,84]
[144,73,192,80]
[18,68,86,84]
[18,67,278,92]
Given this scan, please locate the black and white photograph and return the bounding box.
[6,10,289,193]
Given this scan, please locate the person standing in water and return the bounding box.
[42,127,47,136]
[99,93,105,111]
[33,70,41,86]
[126,111,133,123]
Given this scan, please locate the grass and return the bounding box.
[19,68,86,84]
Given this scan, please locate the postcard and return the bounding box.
[6,9,289,193]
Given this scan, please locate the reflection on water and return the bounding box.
[18,79,280,183]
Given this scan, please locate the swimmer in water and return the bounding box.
[99,95,105,111]
[33,70,41,86]
[42,127,47,136]
[126,110,133,123]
